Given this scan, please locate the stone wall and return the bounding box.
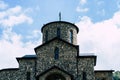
[42,21,78,45]
[77,56,96,80]
[17,58,36,80]
[0,58,37,80]
[95,70,114,80]
[0,68,19,80]
[35,39,78,79]
[38,68,72,80]
[0,20,113,80]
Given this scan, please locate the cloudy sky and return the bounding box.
[0,0,120,71]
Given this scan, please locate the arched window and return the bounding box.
[57,28,60,38]
[101,78,106,80]
[54,47,59,60]
[45,73,65,80]
[70,30,73,43]
[83,72,86,80]
[45,30,48,42]
[27,72,31,80]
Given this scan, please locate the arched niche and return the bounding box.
[37,66,73,80]
[45,73,65,80]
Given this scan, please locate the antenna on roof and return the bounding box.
[59,12,61,21]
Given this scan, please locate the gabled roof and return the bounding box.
[95,70,114,72]
[41,21,79,33]
[34,37,79,53]
[0,68,19,72]
[16,55,37,62]
[36,66,74,80]
[22,55,37,58]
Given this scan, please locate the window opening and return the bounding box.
[45,73,65,80]
[27,72,31,80]
[70,30,73,43]
[45,31,48,42]
[54,47,59,60]
[83,72,86,80]
[57,28,60,38]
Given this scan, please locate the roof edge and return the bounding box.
[34,37,79,53]
[77,55,97,58]
[41,21,79,33]
[0,68,19,72]
[95,70,114,72]
[77,55,97,66]
[16,56,36,62]
[36,65,74,80]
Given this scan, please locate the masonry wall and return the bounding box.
[35,39,78,79]
[77,57,95,80]
[17,59,36,80]
[0,20,114,80]
[42,22,78,45]
[95,71,113,80]
[38,68,72,80]
[0,69,19,80]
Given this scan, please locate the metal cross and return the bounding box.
[59,12,61,21]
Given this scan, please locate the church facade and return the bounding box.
[0,21,113,80]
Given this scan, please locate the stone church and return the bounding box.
[0,20,113,80]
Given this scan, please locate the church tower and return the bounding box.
[0,19,113,80]
[41,21,79,45]
[35,21,80,79]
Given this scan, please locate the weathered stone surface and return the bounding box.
[0,21,113,80]
[77,56,96,80]
[95,70,114,80]
[35,39,78,80]
[42,21,78,45]
[0,68,19,80]
[38,67,72,80]
[17,58,36,80]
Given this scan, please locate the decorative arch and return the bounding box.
[45,73,66,80]
[36,66,73,80]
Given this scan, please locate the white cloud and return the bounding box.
[76,6,89,12]
[76,0,88,12]
[76,11,120,70]
[0,28,41,69]
[0,5,33,28]
[26,30,42,39]
[0,6,21,19]
[7,6,22,15]
[0,0,8,9]
[80,0,87,5]
[0,1,35,69]
[0,14,33,27]
[0,32,37,69]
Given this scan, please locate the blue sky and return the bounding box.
[0,0,120,71]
